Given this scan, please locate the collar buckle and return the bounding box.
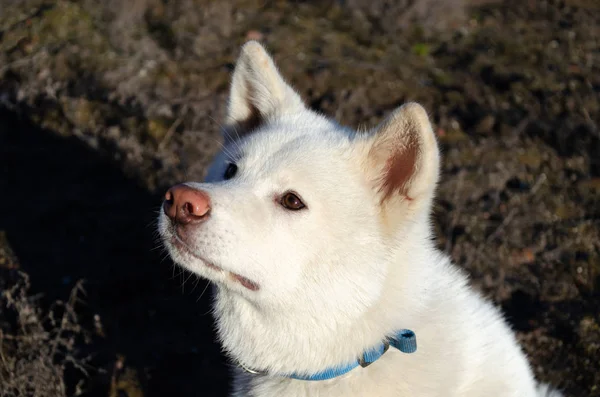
[357,339,389,368]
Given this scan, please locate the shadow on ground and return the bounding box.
[0,105,229,397]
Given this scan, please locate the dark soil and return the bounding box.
[0,0,598,396]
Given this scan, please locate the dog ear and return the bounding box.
[224,41,305,142]
[367,103,440,207]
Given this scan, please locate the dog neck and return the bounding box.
[211,231,435,378]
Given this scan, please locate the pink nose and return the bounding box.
[163,184,211,225]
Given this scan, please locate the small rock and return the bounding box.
[475,115,496,135]
[512,248,536,266]
[246,30,264,41]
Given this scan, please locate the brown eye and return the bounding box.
[281,192,306,211]
[224,163,237,180]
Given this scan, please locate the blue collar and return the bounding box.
[238,329,417,381]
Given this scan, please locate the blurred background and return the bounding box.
[0,0,598,396]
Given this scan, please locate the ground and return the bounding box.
[0,0,598,396]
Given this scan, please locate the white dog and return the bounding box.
[158,41,562,397]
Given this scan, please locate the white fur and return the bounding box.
[158,41,562,397]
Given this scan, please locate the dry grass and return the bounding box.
[0,272,90,397]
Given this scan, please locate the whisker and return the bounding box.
[210,137,236,162]
[196,279,212,302]
[182,269,195,293]
[208,115,243,155]
[189,274,201,294]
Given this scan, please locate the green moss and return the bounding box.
[411,43,431,57]
[146,118,170,144]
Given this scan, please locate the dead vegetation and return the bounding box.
[0,271,90,397]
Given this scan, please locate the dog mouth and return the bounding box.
[169,233,260,292]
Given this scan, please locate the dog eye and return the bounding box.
[223,163,238,180]
[280,192,306,211]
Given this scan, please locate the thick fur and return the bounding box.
[158,41,562,397]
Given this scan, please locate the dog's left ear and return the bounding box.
[224,41,305,142]
[366,103,440,207]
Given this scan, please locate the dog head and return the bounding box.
[158,41,440,372]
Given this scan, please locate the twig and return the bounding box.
[485,208,518,244]
[158,115,184,151]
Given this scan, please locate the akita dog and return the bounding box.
[158,41,562,397]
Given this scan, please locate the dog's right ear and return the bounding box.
[224,41,305,142]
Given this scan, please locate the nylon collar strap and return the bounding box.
[238,329,417,381]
